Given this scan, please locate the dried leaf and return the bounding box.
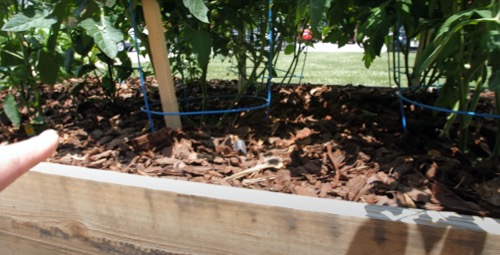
[156,157,182,165]
[295,127,316,140]
[404,187,431,204]
[318,183,333,198]
[345,175,367,201]
[293,185,318,197]
[432,182,485,215]
[475,177,500,206]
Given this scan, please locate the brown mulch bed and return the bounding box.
[1,78,499,218]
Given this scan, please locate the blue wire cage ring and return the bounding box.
[141,94,270,116]
[397,87,500,119]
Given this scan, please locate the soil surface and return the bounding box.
[1,78,499,218]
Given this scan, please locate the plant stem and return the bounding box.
[16,32,40,119]
[491,91,500,158]
[457,31,468,152]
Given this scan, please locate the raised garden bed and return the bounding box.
[1,80,499,254]
[1,162,499,254]
[1,1,498,253]
[3,81,499,217]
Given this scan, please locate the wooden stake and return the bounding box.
[142,0,182,129]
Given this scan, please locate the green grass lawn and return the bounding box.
[134,50,416,87]
[203,51,416,87]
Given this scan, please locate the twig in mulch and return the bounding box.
[224,157,283,181]
[326,143,345,187]
[242,176,277,186]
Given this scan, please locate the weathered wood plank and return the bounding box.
[142,0,182,129]
[0,162,498,255]
[0,231,90,255]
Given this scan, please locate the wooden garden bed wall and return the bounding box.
[0,163,499,254]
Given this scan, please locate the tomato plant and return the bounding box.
[413,1,500,155]
[0,0,70,129]
[317,0,500,157]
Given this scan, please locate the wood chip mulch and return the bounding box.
[1,78,499,218]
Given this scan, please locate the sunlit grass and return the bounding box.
[204,51,416,87]
[133,50,416,87]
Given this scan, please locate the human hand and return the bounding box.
[0,129,59,191]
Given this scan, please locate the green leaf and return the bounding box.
[399,0,411,14]
[80,17,123,59]
[64,48,75,74]
[284,44,295,55]
[487,31,500,50]
[52,0,70,20]
[3,94,21,127]
[97,52,113,65]
[102,75,115,98]
[76,64,96,77]
[37,50,59,85]
[71,28,94,56]
[362,48,375,69]
[182,0,209,23]
[71,82,87,96]
[309,0,330,38]
[185,29,213,69]
[32,115,44,125]
[1,41,24,67]
[271,67,278,78]
[75,0,99,20]
[2,5,57,31]
[75,0,90,17]
[415,10,497,76]
[116,51,133,81]
[489,69,500,92]
[435,81,459,110]
[357,6,390,68]
[104,0,117,8]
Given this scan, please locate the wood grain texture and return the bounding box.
[142,0,182,129]
[0,162,498,255]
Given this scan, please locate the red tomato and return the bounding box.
[299,29,312,41]
[301,29,312,41]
